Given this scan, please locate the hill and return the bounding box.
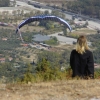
[0,79,100,100]
[66,0,100,19]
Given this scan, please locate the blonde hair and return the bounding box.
[76,35,90,54]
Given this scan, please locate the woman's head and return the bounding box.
[76,35,89,54]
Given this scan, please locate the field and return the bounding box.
[71,28,97,36]
[18,25,45,33]
[15,47,41,63]
[0,79,100,100]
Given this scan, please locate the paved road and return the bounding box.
[48,32,77,45]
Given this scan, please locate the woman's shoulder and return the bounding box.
[85,50,93,55]
[85,49,92,53]
[71,49,75,52]
[71,49,77,53]
[71,49,93,55]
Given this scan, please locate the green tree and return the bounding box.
[35,58,67,81]
[36,58,51,73]
[20,63,34,83]
[63,27,67,36]
[0,0,10,7]
[12,0,16,7]
[44,10,50,15]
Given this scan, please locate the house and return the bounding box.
[0,54,3,57]
[2,38,7,41]
[20,43,29,47]
[0,58,5,63]
[94,63,100,68]
[8,57,13,61]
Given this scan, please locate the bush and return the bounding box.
[18,58,72,83]
[94,69,100,79]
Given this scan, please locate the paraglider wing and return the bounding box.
[16,15,72,33]
[42,16,72,31]
[57,17,71,30]
[16,16,41,33]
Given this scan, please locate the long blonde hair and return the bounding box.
[76,35,90,54]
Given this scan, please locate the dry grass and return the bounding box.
[55,44,75,50]
[71,28,97,36]
[0,79,100,100]
[19,25,45,33]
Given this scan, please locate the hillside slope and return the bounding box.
[0,79,100,100]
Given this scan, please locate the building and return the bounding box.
[2,38,8,41]
[8,57,13,61]
[0,58,5,63]
[20,43,29,47]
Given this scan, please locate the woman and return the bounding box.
[70,35,94,79]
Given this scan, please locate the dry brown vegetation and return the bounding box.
[16,25,45,33]
[71,28,97,36]
[0,79,100,100]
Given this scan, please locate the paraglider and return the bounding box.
[16,15,72,33]
[16,15,72,42]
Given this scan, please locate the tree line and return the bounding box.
[66,0,100,19]
[87,34,100,63]
[0,0,10,7]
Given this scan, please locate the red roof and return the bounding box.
[0,58,5,61]
[20,43,28,47]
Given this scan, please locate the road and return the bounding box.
[48,32,77,45]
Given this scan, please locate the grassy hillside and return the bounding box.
[0,79,100,100]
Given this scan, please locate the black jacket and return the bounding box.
[70,49,94,78]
